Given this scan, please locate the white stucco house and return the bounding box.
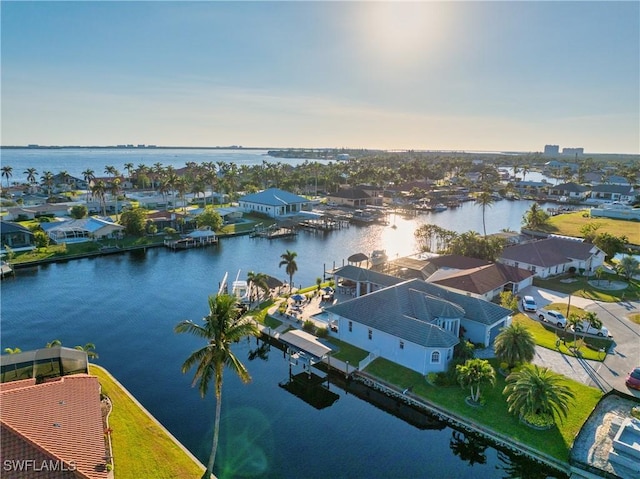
[498,237,605,278]
[321,277,512,375]
[238,188,311,218]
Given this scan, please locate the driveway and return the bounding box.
[519,286,640,397]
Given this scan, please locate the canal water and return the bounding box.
[2,233,564,478]
[2,148,566,477]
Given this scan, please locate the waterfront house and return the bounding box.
[0,220,36,253]
[3,203,74,221]
[498,237,605,278]
[590,203,640,222]
[238,188,311,218]
[547,182,589,201]
[0,349,110,479]
[587,184,636,204]
[40,217,125,244]
[325,188,373,208]
[323,278,512,375]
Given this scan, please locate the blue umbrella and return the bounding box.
[291,294,305,302]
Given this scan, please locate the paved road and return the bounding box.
[520,287,640,397]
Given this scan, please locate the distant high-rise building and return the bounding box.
[544,145,559,155]
[562,147,584,156]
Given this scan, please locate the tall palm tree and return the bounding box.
[124,162,134,180]
[110,178,122,221]
[74,343,99,360]
[503,364,575,423]
[494,323,535,370]
[41,171,55,197]
[82,168,96,202]
[279,250,298,293]
[175,294,260,479]
[247,271,270,304]
[24,167,38,186]
[456,358,496,403]
[476,190,495,237]
[91,180,107,216]
[1,165,13,188]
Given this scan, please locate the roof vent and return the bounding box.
[53,423,61,428]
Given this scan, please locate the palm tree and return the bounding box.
[494,322,536,370]
[91,180,107,216]
[4,347,22,354]
[456,358,496,404]
[46,339,62,348]
[567,313,582,346]
[247,271,269,304]
[74,343,99,360]
[82,168,95,202]
[124,162,134,180]
[41,171,55,197]
[476,190,495,237]
[24,167,38,186]
[503,364,575,423]
[1,165,13,188]
[175,293,260,479]
[279,250,298,293]
[110,178,122,221]
[522,202,549,230]
[617,255,640,281]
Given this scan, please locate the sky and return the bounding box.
[1,1,639,153]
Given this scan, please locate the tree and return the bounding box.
[1,165,13,188]
[494,323,535,370]
[593,232,628,261]
[195,206,223,231]
[70,204,88,219]
[82,168,95,202]
[279,250,298,292]
[46,339,62,348]
[456,358,496,404]
[503,364,575,424]
[447,231,506,261]
[119,208,147,236]
[91,180,107,216]
[33,230,50,249]
[175,293,260,479]
[247,271,269,304]
[499,291,519,312]
[75,343,99,360]
[41,171,55,197]
[522,203,550,230]
[24,167,38,186]
[579,222,602,243]
[110,178,122,221]
[476,190,495,237]
[617,255,640,281]
[4,347,22,354]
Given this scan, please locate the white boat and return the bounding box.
[231,270,251,304]
[370,250,388,266]
[432,204,448,212]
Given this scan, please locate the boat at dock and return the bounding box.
[163,226,218,250]
[370,249,388,267]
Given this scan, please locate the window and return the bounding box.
[348,321,352,332]
[368,329,372,340]
[431,351,440,363]
[399,341,404,350]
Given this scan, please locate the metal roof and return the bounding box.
[279,330,333,360]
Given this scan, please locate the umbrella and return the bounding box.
[348,252,369,264]
[323,286,334,293]
[291,294,305,302]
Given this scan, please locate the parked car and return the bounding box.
[521,296,537,312]
[537,309,567,328]
[625,367,640,390]
[572,320,610,337]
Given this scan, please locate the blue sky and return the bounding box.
[2,1,638,153]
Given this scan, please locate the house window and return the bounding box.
[399,341,404,350]
[368,329,372,340]
[348,321,352,332]
[431,351,440,363]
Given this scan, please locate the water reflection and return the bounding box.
[449,430,488,466]
[495,451,568,479]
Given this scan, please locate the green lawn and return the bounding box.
[90,365,205,478]
[630,313,640,325]
[326,337,369,364]
[534,273,640,302]
[365,357,602,462]
[545,211,640,245]
[514,310,612,361]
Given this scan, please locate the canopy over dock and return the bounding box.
[279,330,332,363]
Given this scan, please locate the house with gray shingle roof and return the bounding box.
[548,182,589,200]
[498,237,605,278]
[238,188,311,218]
[0,220,36,253]
[587,184,636,204]
[322,277,512,374]
[325,188,373,207]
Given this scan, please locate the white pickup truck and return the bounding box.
[536,309,567,328]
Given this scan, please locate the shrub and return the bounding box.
[316,327,328,338]
[302,320,316,334]
[522,411,554,428]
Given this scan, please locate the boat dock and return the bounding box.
[250,225,298,239]
[163,236,218,250]
[1,261,14,279]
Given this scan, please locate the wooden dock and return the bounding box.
[250,226,297,239]
[1,261,14,279]
[163,236,218,250]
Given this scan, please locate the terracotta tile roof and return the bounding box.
[0,375,109,479]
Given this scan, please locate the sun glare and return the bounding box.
[357,2,451,69]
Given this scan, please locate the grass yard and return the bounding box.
[545,211,640,245]
[514,310,612,361]
[90,365,205,478]
[325,337,369,364]
[630,313,640,325]
[365,357,602,462]
[534,273,640,302]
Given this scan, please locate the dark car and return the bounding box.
[625,367,640,390]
